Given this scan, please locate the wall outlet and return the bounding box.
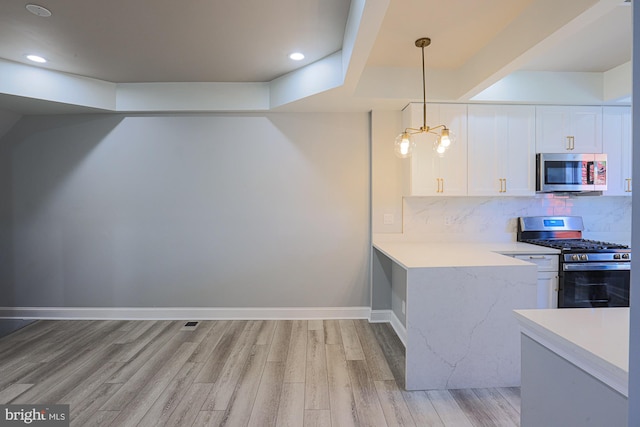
[401,300,406,314]
[383,213,394,225]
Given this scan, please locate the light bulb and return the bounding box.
[400,138,410,155]
[394,132,414,158]
[436,144,446,155]
[440,129,451,148]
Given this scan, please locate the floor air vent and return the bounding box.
[182,321,199,330]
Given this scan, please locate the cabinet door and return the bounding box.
[438,104,468,196]
[603,106,632,196]
[536,106,602,153]
[511,254,559,308]
[536,106,571,152]
[537,272,559,309]
[468,105,534,196]
[502,105,536,195]
[406,103,467,196]
[571,107,603,153]
[468,105,502,195]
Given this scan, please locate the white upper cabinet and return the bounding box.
[603,106,632,196]
[535,106,603,153]
[402,103,622,199]
[468,105,536,196]
[403,103,468,196]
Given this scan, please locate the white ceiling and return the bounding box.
[0,0,351,83]
[0,0,632,114]
[521,3,632,72]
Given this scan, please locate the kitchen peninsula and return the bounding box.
[372,237,558,390]
[514,308,628,427]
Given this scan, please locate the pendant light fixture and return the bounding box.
[394,38,453,158]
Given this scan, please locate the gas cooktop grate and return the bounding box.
[522,238,629,251]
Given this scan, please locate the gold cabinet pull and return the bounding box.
[566,136,575,150]
[498,178,507,193]
[626,178,632,193]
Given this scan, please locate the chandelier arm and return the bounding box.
[405,125,450,136]
[404,127,424,135]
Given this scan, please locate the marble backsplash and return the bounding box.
[402,195,632,245]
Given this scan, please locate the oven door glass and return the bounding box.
[559,264,630,308]
[544,160,589,185]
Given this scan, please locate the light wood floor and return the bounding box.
[0,319,521,426]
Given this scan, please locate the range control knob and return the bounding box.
[580,254,588,261]
[571,254,580,261]
[623,253,630,259]
[614,254,621,260]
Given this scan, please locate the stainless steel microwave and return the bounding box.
[536,153,607,193]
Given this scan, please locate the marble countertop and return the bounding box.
[372,239,559,269]
[514,308,629,397]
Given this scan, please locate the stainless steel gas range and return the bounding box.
[517,216,630,308]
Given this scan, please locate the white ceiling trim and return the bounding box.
[604,62,633,102]
[0,59,116,111]
[269,51,344,110]
[116,82,271,112]
[0,48,344,113]
[471,71,604,104]
[470,64,632,106]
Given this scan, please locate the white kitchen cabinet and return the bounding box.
[403,103,468,196]
[536,106,603,153]
[603,106,632,196]
[467,105,535,196]
[536,272,559,309]
[512,254,559,309]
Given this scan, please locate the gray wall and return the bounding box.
[0,109,21,140]
[0,113,371,308]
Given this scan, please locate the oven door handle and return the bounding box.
[586,161,595,185]
[563,262,631,271]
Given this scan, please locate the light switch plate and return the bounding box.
[383,214,394,225]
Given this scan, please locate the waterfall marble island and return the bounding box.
[372,239,558,390]
[513,308,629,426]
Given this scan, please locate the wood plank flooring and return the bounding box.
[0,319,521,426]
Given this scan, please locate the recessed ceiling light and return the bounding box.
[26,54,47,63]
[26,4,52,17]
[289,52,304,61]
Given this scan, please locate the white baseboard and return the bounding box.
[368,309,391,323]
[0,306,408,346]
[0,306,371,321]
[369,309,407,347]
